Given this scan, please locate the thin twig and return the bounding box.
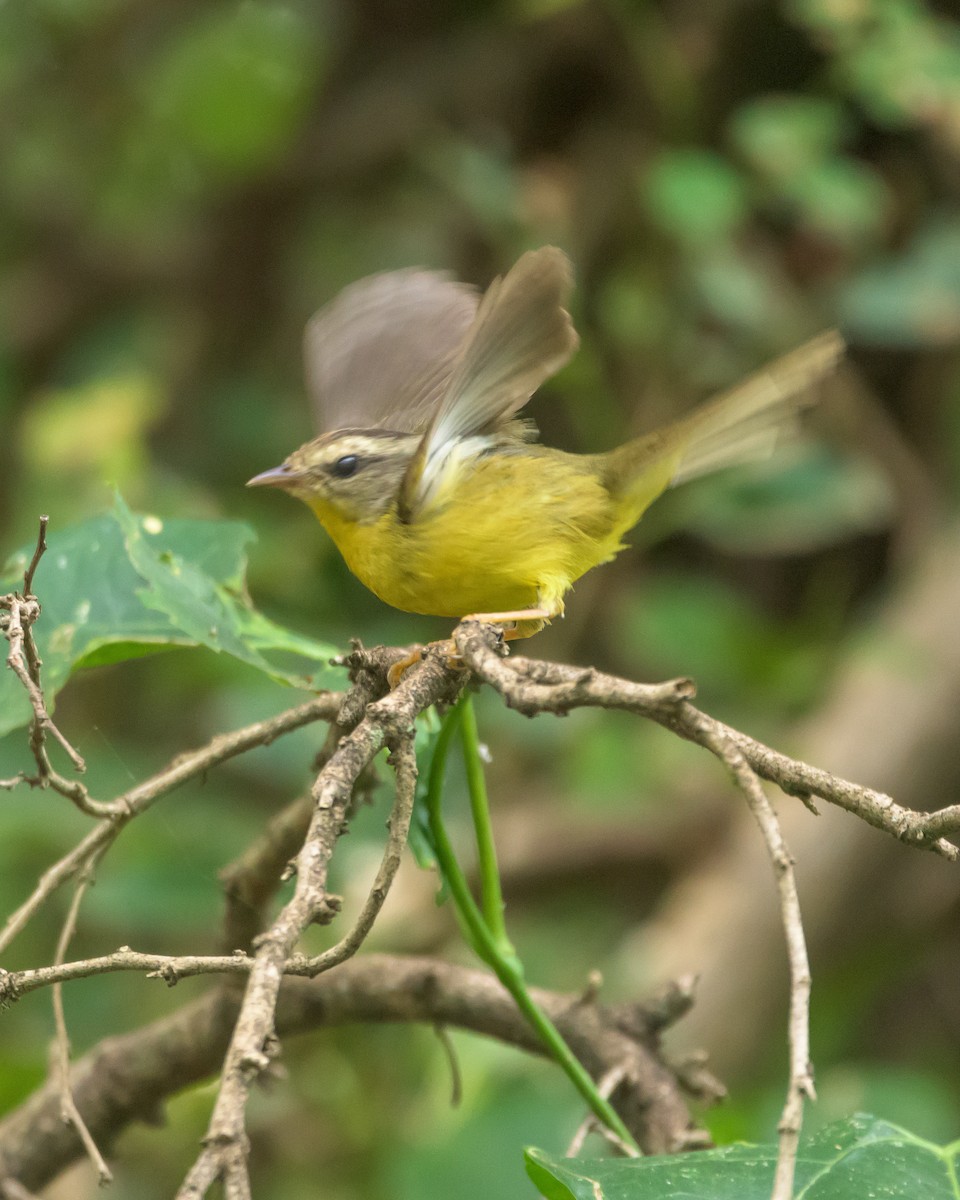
[0,696,342,956]
[2,519,87,781]
[49,852,112,1184]
[177,652,463,1197]
[566,1065,630,1156]
[692,717,814,1200]
[3,595,86,778]
[455,622,960,859]
[22,516,48,596]
[296,733,419,975]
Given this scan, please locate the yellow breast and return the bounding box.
[310,449,624,618]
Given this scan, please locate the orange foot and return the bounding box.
[386,638,463,689]
[461,607,555,641]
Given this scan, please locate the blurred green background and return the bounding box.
[3,0,960,1196]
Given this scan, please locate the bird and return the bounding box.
[248,247,843,642]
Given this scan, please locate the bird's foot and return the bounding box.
[386,638,468,689]
[460,607,555,640]
[386,609,555,688]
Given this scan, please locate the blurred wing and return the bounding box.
[304,268,479,434]
[403,246,579,513]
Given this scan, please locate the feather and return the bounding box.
[304,268,479,434]
[403,246,578,514]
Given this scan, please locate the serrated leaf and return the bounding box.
[0,496,341,737]
[526,1114,960,1199]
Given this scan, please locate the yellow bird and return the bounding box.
[249,248,843,640]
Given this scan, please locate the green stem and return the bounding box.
[458,694,512,952]
[424,699,639,1153]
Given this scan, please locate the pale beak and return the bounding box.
[247,465,295,489]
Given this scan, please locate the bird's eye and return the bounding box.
[331,454,359,479]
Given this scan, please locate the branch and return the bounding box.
[454,622,960,859]
[177,646,464,1196]
[0,956,704,1192]
[4,612,954,1194]
[0,695,342,957]
[1,517,86,788]
[692,716,813,1200]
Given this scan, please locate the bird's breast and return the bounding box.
[310,452,621,618]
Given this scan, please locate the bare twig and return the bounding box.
[4,614,958,1195]
[0,955,698,1192]
[177,651,463,1196]
[454,622,960,859]
[566,1065,631,1156]
[0,695,342,957]
[294,733,418,975]
[218,717,348,954]
[2,518,87,783]
[21,516,48,596]
[3,594,86,780]
[692,717,813,1200]
[49,852,112,1184]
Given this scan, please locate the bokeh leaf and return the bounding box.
[0,495,340,736]
[145,1,321,175]
[729,94,847,178]
[674,444,893,555]
[784,156,889,244]
[642,150,749,247]
[526,1114,960,1199]
[837,219,960,345]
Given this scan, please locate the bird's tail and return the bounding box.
[603,331,845,531]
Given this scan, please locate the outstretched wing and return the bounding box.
[402,246,579,515]
[304,268,480,434]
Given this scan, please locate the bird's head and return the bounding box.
[247,429,419,524]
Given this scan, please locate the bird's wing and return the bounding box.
[402,246,579,515]
[304,268,480,434]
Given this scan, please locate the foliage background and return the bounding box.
[2,0,960,1196]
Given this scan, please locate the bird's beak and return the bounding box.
[247,465,295,489]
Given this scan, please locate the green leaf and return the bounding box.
[526,1114,960,1199]
[0,496,340,737]
[643,150,749,247]
[145,1,322,175]
[837,219,960,346]
[729,94,848,178]
[784,157,889,244]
